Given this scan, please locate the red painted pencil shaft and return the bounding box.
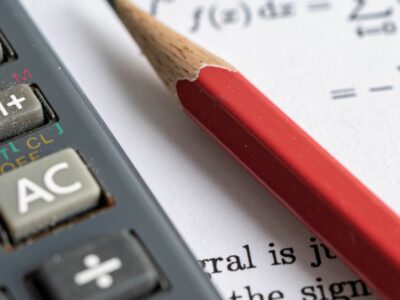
[177,67,400,298]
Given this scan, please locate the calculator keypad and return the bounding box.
[32,232,160,300]
[0,1,221,298]
[0,84,45,141]
[0,148,101,242]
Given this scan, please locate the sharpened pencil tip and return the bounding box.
[109,0,234,95]
[106,0,117,10]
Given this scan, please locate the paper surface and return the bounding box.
[20,0,400,298]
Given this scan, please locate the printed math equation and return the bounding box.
[151,0,400,38]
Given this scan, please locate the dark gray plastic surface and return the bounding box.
[0,1,221,299]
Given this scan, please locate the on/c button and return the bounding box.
[0,148,101,242]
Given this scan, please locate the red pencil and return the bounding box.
[110,0,400,298]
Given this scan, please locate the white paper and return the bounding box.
[20,0,400,298]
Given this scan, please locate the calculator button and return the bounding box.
[33,232,160,300]
[0,291,9,300]
[0,149,101,241]
[0,43,4,63]
[0,84,45,141]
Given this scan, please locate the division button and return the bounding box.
[0,148,101,241]
[33,232,160,300]
[0,84,45,141]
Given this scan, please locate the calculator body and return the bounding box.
[0,1,221,299]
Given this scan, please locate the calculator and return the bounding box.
[0,1,222,299]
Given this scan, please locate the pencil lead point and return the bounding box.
[106,0,117,10]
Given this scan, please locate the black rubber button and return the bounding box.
[32,232,160,300]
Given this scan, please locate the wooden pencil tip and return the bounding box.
[111,0,234,97]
